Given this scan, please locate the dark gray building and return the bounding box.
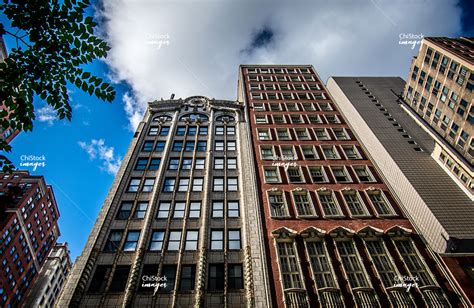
[327,77,474,254]
[57,96,271,307]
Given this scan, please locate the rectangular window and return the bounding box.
[182,159,192,170]
[135,158,148,170]
[199,126,208,135]
[211,230,224,250]
[302,146,317,159]
[88,265,111,293]
[116,202,132,220]
[104,230,122,252]
[155,141,165,152]
[149,127,159,136]
[173,202,185,218]
[306,241,336,288]
[332,167,350,182]
[109,266,131,292]
[168,159,179,170]
[354,166,373,182]
[143,141,154,152]
[228,229,241,250]
[149,230,165,251]
[134,202,148,219]
[315,128,329,140]
[214,158,224,170]
[172,141,183,151]
[277,128,290,140]
[228,264,243,289]
[343,146,360,159]
[215,141,224,151]
[215,126,224,135]
[163,178,176,192]
[197,141,207,151]
[258,129,271,140]
[189,202,201,218]
[287,167,302,182]
[227,126,235,135]
[293,191,315,216]
[227,158,237,170]
[268,191,288,217]
[208,264,225,291]
[260,146,274,159]
[264,167,280,183]
[185,141,195,151]
[276,242,302,289]
[142,179,155,192]
[149,158,161,170]
[127,178,141,192]
[368,191,394,216]
[228,201,239,217]
[212,201,224,218]
[319,192,341,217]
[180,265,196,291]
[333,129,348,140]
[192,178,203,191]
[343,191,367,217]
[227,178,238,191]
[167,231,182,251]
[157,202,171,219]
[394,239,433,286]
[227,141,236,151]
[213,178,224,191]
[160,265,177,293]
[176,126,186,136]
[195,158,205,170]
[187,126,197,136]
[185,230,199,251]
[123,231,140,251]
[309,166,327,183]
[365,240,397,287]
[159,127,170,136]
[323,146,339,159]
[336,241,369,288]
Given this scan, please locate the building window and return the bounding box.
[189,202,201,218]
[142,179,155,192]
[333,129,348,140]
[199,126,208,135]
[227,158,237,169]
[332,166,351,182]
[228,201,239,217]
[287,167,302,183]
[149,230,165,251]
[368,190,395,216]
[135,158,148,171]
[168,159,179,170]
[208,264,225,291]
[293,190,315,217]
[192,178,204,191]
[127,178,141,192]
[343,191,368,217]
[228,229,241,250]
[215,141,224,151]
[187,126,197,135]
[264,167,280,183]
[261,146,274,160]
[268,190,288,217]
[123,231,140,251]
[276,242,303,289]
[306,241,337,288]
[308,167,327,183]
[195,158,205,170]
[142,141,154,152]
[160,127,170,136]
[104,230,123,252]
[157,202,171,219]
[354,166,374,182]
[185,230,199,251]
[213,178,224,191]
[172,141,183,151]
[227,141,237,151]
[322,146,339,159]
[227,177,238,191]
[258,129,271,140]
[212,201,224,218]
[116,202,132,220]
[211,230,224,250]
[149,158,160,170]
[173,202,185,218]
[185,141,195,151]
[179,265,196,291]
[160,265,177,292]
[197,141,207,151]
[255,115,267,124]
[343,146,361,159]
[162,178,175,192]
[228,264,243,289]
[176,126,186,136]
[88,265,111,293]
[302,146,317,160]
[182,158,192,170]
[109,266,131,292]
[134,202,148,219]
[215,126,224,135]
[295,128,309,140]
[149,127,159,136]
[336,241,369,288]
[365,240,399,288]
[227,126,235,135]
[155,141,165,152]
[167,231,182,251]
[214,158,224,170]
[318,192,342,217]
[277,128,290,140]
[315,128,329,140]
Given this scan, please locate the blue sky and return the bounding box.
[2,0,472,260]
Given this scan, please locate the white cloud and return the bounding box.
[99,0,462,129]
[36,105,57,125]
[78,139,122,175]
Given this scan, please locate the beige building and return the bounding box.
[403,37,474,197]
[57,96,271,308]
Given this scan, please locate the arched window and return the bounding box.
[215,115,235,123]
[153,115,172,122]
[179,113,209,122]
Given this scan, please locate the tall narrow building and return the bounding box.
[403,37,473,196]
[58,97,271,307]
[238,65,462,307]
[0,171,61,307]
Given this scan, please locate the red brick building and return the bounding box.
[0,171,60,307]
[238,65,462,307]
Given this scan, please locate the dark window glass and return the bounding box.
[187,126,197,135]
[199,126,208,135]
[208,264,224,291]
[160,127,170,136]
[139,264,159,292]
[109,266,130,292]
[135,158,148,170]
[116,202,132,220]
[149,159,161,170]
[143,141,153,151]
[197,141,207,151]
[159,265,177,293]
[172,141,183,151]
[179,265,196,291]
[88,265,111,293]
[228,264,243,289]
[176,126,186,136]
[155,141,166,152]
[104,230,122,252]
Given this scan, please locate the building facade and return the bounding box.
[0,171,61,307]
[23,242,71,307]
[403,37,473,196]
[238,65,462,307]
[58,97,271,307]
[327,76,474,253]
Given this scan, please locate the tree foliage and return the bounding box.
[0,0,116,172]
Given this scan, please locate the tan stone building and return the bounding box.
[403,37,474,197]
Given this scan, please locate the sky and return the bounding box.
[2,0,473,260]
